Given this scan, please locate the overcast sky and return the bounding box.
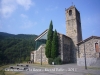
[0,0,100,40]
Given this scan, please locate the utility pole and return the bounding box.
[83,41,87,70]
[41,46,42,65]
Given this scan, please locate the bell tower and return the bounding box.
[65,5,82,63]
[65,5,82,46]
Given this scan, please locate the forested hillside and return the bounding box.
[0,32,38,65]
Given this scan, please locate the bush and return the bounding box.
[48,58,53,65]
[54,57,62,65]
[48,57,62,65]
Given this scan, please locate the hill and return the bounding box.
[0,32,38,65]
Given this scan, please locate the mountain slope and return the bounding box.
[0,32,38,65]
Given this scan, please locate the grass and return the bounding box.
[88,67,100,70]
[85,73,93,75]
[4,71,23,75]
[0,65,9,70]
[0,64,24,75]
[31,63,54,68]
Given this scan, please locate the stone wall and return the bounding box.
[65,6,82,63]
[66,6,82,46]
[33,33,74,64]
[77,38,100,66]
[58,34,73,63]
[77,58,100,67]
[34,44,48,64]
[78,38,100,58]
[62,35,72,63]
[30,51,34,61]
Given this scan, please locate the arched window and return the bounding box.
[69,10,72,16]
[95,43,99,52]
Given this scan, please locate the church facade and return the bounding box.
[31,5,100,66]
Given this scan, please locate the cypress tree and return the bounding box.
[51,29,58,59]
[45,20,53,58]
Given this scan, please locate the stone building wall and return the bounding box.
[77,38,100,66]
[58,34,73,63]
[33,33,74,64]
[65,6,82,63]
[65,6,82,46]
[30,51,34,61]
[62,35,72,63]
[34,44,48,64]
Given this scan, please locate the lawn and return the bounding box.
[0,64,24,75]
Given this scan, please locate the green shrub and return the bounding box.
[48,58,54,65]
[54,57,62,65]
[0,70,5,75]
[48,57,62,65]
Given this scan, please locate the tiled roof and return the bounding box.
[77,36,100,45]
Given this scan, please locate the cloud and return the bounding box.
[0,0,34,18]
[0,0,17,18]
[20,21,37,29]
[16,0,34,10]
[20,14,28,18]
[45,6,58,11]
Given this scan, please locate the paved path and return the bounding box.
[15,64,100,75]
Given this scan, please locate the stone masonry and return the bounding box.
[32,33,74,64]
[77,36,100,66]
[34,44,48,64]
[31,5,83,64]
[58,33,73,63]
[65,6,82,63]
[65,6,82,45]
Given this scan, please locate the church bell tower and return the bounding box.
[65,5,82,63]
[65,5,82,45]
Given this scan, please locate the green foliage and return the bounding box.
[45,20,53,58]
[47,20,53,41]
[45,40,51,58]
[48,57,62,65]
[54,57,62,65]
[0,70,5,75]
[51,29,58,59]
[48,58,54,65]
[0,32,37,65]
[25,56,30,61]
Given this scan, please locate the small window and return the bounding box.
[95,43,99,52]
[69,10,72,16]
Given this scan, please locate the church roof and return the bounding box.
[35,29,48,41]
[35,29,71,41]
[77,36,100,45]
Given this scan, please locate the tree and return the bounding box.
[45,20,53,58]
[51,29,58,59]
[0,32,37,65]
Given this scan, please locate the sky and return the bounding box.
[0,0,100,40]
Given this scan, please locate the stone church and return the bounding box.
[31,5,100,66]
